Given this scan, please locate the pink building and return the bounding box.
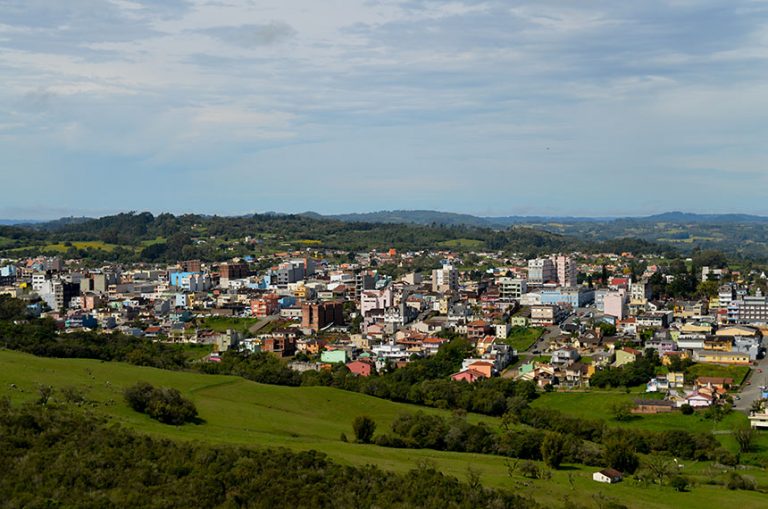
[346,360,374,377]
[450,369,487,383]
[604,290,627,320]
[554,255,577,287]
[360,286,393,316]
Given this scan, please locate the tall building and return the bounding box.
[302,301,344,332]
[496,277,528,300]
[181,260,202,273]
[432,264,458,292]
[553,255,577,288]
[38,279,79,311]
[220,262,250,281]
[527,258,556,285]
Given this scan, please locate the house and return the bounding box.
[320,349,348,364]
[451,369,487,383]
[592,468,623,484]
[692,350,750,365]
[462,360,494,378]
[633,399,676,414]
[614,347,641,367]
[696,377,734,392]
[645,376,670,393]
[564,362,590,387]
[551,347,580,366]
[684,390,715,408]
[346,359,373,377]
[467,320,493,339]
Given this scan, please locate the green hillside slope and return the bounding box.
[1,350,766,509]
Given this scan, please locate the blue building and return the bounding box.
[540,288,595,308]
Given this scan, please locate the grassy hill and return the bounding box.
[1,349,767,509]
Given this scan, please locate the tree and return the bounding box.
[541,432,567,469]
[123,382,197,425]
[642,454,674,485]
[733,426,755,453]
[603,439,639,474]
[352,415,376,444]
[610,401,634,422]
[37,384,53,405]
[669,475,689,492]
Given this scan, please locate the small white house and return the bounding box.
[593,468,623,484]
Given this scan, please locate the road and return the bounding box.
[733,353,768,413]
[501,324,562,378]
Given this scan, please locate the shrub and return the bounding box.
[680,404,694,415]
[123,382,197,425]
[670,475,689,492]
[726,472,756,491]
[352,415,376,443]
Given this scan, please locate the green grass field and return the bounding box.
[1,350,767,509]
[42,241,120,252]
[686,364,751,386]
[198,316,260,335]
[437,238,486,249]
[531,389,753,434]
[505,326,545,352]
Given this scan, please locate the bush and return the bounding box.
[670,475,689,492]
[541,432,567,469]
[680,404,694,415]
[352,415,376,443]
[726,472,756,491]
[123,382,197,425]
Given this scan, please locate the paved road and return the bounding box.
[248,315,280,335]
[733,354,768,413]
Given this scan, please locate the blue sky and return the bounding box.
[2,0,768,219]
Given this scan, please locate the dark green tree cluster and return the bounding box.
[0,399,534,509]
[0,316,188,370]
[589,350,661,388]
[2,211,677,263]
[123,382,198,425]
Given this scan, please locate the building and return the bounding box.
[614,347,641,367]
[432,264,458,293]
[553,255,577,287]
[530,304,566,326]
[592,469,623,484]
[692,350,751,365]
[728,295,768,324]
[181,260,202,273]
[603,290,627,320]
[540,287,594,307]
[302,301,344,332]
[360,285,393,316]
[251,294,281,318]
[496,277,528,301]
[346,359,373,376]
[527,258,556,285]
[38,279,79,311]
[219,262,249,281]
[320,349,348,364]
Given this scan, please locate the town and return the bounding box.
[3,241,767,430]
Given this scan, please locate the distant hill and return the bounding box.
[0,219,45,226]
[312,210,494,227]
[303,210,768,228]
[636,211,768,223]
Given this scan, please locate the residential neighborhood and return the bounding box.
[2,247,766,422]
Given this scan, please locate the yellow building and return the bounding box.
[694,351,750,365]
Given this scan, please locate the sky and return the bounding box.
[2,0,768,219]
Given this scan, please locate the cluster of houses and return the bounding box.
[0,249,765,391]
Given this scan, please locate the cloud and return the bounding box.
[201,21,296,47]
[1,1,768,216]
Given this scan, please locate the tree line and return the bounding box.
[0,398,535,509]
